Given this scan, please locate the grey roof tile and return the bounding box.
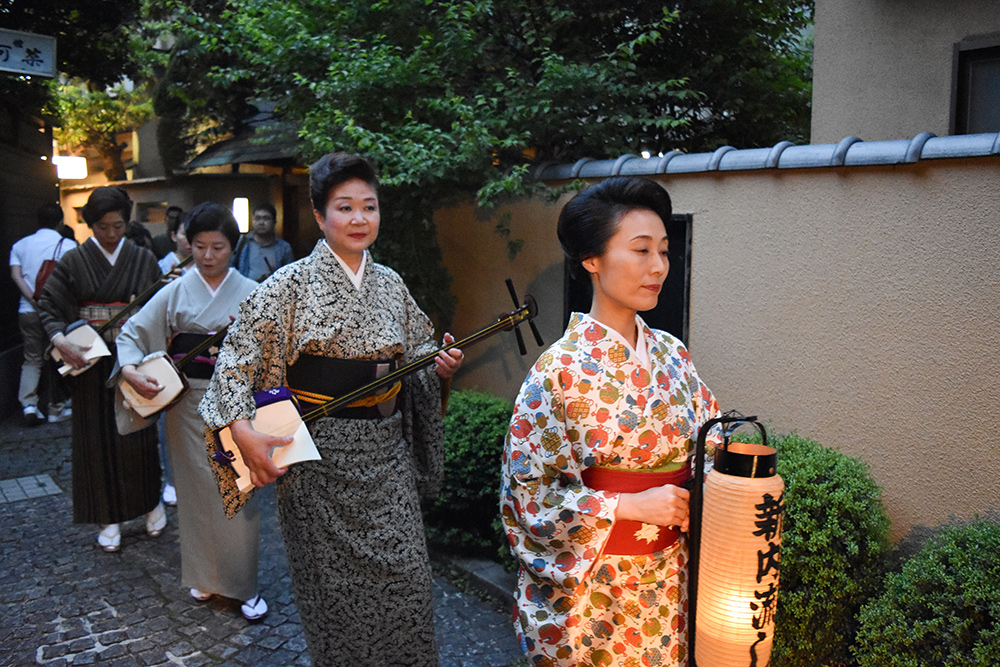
[530,132,1000,180]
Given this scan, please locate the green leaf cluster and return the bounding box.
[47,78,154,180]
[0,0,145,113]
[156,0,813,324]
[422,389,514,564]
[853,520,1000,667]
[748,432,893,667]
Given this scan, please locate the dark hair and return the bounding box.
[309,152,379,212]
[165,206,184,234]
[82,186,133,226]
[557,176,672,281]
[183,202,241,250]
[37,202,64,229]
[253,202,277,219]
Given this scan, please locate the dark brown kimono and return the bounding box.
[37,238,163,525]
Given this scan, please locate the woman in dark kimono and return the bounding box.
[37,186,165,552]
[200,153,463,665]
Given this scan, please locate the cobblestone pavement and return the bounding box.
[0,415,524,667]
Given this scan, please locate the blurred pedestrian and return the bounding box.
[231,202,294,281]
[151,206,183,259]
[9,202,77,425]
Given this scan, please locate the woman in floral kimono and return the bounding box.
[37,186,164,552]
[198,153,463,666]
[116,203,265,619]
[501,176,722,667]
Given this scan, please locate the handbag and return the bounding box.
[32,238,65,300]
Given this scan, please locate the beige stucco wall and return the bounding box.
[811,0,1000,143]
[436,157,1000,540]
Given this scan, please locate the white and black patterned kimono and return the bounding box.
[116,268,260,600]
[199,241,444,667]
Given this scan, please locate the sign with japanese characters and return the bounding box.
[0,28,56,78]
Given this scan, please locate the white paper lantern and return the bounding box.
[690,418,785,667]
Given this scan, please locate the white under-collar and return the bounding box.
[322,241,366,290]
[195,266,233,298]
[581,312,650,367]
[89,236,124,266]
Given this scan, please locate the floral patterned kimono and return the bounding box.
[500,313,721,667]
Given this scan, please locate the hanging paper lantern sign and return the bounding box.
[689,415,785,667]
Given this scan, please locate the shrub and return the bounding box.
[422,389,513,563]
[749,432,893,667]
[852,519,1000,667]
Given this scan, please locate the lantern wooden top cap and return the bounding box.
[715,441,778,478]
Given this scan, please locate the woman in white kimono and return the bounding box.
[500,176,722,667]
[116,203,266,619]
[198,153,463,666]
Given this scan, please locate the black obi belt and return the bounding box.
[168,332,220,380]
[286,354,400,420]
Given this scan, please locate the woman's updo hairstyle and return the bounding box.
[557,176,672,282]
[184,202,241,250]
[309,152,380,213]
[82,186,133,227]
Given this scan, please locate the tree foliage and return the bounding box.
[47,78,154,180]
[0,0,144,113]
[155,0,812,325]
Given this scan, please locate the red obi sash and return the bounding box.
[582,465,691,555]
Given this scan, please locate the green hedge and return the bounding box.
[422,389,513,563]
[756,432,893,667]
[852,519,1000,667]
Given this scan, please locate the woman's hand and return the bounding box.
[51,332,91,370]
[435,332,464,379]
[121,364,165,400]
[162,266,183,283]
[229,419,292,488]
[616,484,691,532]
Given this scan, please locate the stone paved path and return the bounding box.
[0,415,524,667]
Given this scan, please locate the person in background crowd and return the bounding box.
[158,213,192,275]
[37,186,165,553]
[231,202,294,281]
[125,218,154,251]
[9,202,78,425]
[151,206,183,260]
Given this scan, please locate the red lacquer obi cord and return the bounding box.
[582,465,691,555]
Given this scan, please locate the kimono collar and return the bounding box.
[194,266,234,297]
[573,312,651,368]
[321,240,367,290]
[89,235,125,266]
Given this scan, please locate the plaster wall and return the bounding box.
[811,0,1000,143]
[435,158,1000,540]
